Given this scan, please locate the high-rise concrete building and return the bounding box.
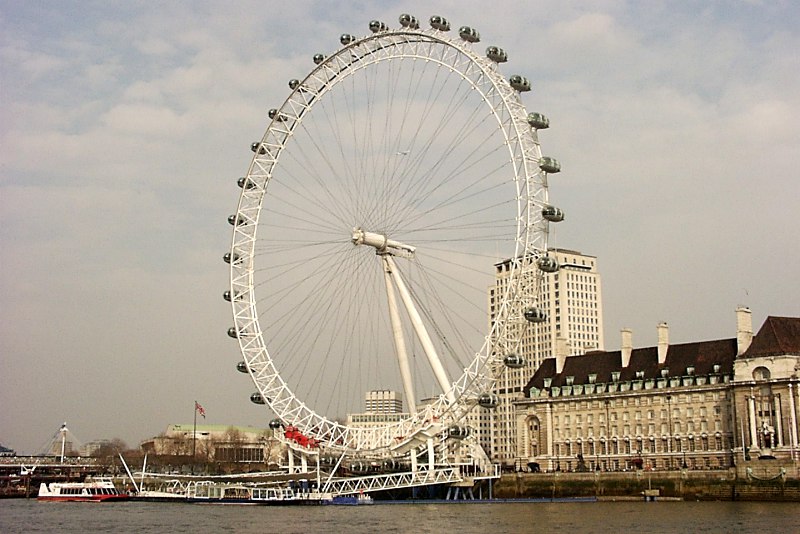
[365,390,404,414]
[487,248,605,465]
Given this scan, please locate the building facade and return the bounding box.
[140,424,281,464]
[488,248,604,465]
[513,308,800,475]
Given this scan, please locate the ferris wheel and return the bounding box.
[226,14,563,455]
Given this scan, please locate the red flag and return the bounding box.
[195,401,206,418]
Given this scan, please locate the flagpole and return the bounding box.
[192,400,197,474]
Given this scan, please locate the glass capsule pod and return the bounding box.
[227,327,239,339]
[250,142,266,154]
[237,176,256,190]
[486,46,508,63]
[541,205,565,222]
[269,418,283,429]
[399,14,419,29]
[223,252,240,264]
[312,53,325,65]
[504,353,526,368]
[250,392,266,404]
[268,108,287,122]
[458,26,480,43]
[527,112,550,129]
[227,214,246,226]
[236,361,248,373]
[447,425,471,439]
[539,156,561,173]
[223,290,241,302]
[509,75,531,92]
[340,34,356,45]
[537,255,559,273]
[524,307,548,323]
[430,15,450,31]
[478,393,500,409]
[288,79,301,90]
[369,20,388,33]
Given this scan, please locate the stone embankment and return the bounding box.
[494,466,800,502]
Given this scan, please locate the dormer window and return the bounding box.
[611,371,621,382]
[543,377,552,388]
[686,366,695,376]
[566,376,575,386]
[712,364,721,374]
[661,368,669,378]
[588,373,597,384]
[635,371,645,379]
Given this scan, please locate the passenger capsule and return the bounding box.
[429,15,450,31]
[486,46,508,63]
[223,252,240,264]
[268,108,287,122]
[509,75,531,92]
[369,20,388,33]
[541,205,565,222]
[227,327,239,339]
[237,177,256,190]
[537,255,559,273]
[447,425,471,439]
[250,392,266,404]
[340,33,356,45]
[288,79,301,91]
[269,419,283,430]
[524,307,548,323]
[478,393,500,409]
[539,156,561,173]
[458,26,480,43]
[223,290,240,302]
[227,214,246,226]
[504,353,526,368]
[251,142,266,155]
[527,112,550,130]
[236,361,248,373]
[399,14,419,29]
[313,53,325,65]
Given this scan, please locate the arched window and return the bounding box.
[752,366,771,381]
[527,416,541,457]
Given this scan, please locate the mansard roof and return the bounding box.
[741,316,800,358]
[523,338,736,396]
[523,316,800,397]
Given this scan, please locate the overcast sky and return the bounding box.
[2,0,798,454]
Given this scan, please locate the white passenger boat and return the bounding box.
[37,479,129,502]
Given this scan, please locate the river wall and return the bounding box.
[494,465,800,502]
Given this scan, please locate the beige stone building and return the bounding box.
[514,308,800,475]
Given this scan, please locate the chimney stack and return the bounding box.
[555,336,569,374]
[736,306,753,355]
[621,328,633,367]
[657,322,669,364]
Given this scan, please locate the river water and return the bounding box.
[2,499,798,533]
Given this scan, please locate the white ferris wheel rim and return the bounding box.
[228,20,550,453]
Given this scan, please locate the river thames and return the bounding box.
[2,500,798,533]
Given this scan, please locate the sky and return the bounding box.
[1,0,799,454]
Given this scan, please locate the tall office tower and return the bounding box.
[486,248,605,465]
[365,390,404,414]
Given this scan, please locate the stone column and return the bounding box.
[789,383,799,457]
[748,395,758,448]
[774,394,783,447]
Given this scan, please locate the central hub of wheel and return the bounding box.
[351,227,416,257]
